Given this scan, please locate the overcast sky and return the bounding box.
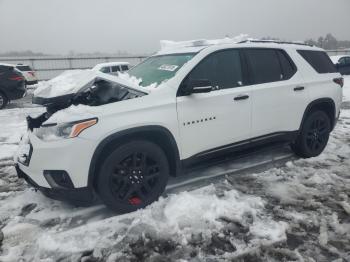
[0,0,349,55]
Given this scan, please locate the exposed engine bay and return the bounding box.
[27,75,147,130]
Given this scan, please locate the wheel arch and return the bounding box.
[300,98,336,131]
[88,125,182,189]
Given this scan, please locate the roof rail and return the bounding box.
[238,39,314,47]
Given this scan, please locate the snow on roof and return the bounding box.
[156,35,322,55]
[92,62,130,70]
[158,34,249,54]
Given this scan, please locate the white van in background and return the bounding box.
[16,64,38,85]
[93,62,130,76]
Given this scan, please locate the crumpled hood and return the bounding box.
[34,69,150,99]
[27,70,151,129]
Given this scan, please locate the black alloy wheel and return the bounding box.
[291,110,331,158]
[97,140,169,213]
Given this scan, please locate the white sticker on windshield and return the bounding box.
[158,64,179,72]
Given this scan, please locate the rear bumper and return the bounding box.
[15,164,95,206]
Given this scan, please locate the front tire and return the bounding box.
[96,140,169,213]
[0,92,8,109]
[291,111,331,158]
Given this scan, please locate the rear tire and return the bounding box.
[96,140,169,213]
[0,92,8,109]
[291,110,331,158]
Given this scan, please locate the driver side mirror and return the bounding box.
[187,79,213,95]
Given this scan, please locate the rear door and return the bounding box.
[245,48,307,138]
[176,49,253,159]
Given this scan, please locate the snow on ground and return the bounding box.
[0,78,349,261]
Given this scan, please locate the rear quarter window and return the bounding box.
[121,65,129,71]
[111,66,121,72]
[297,50,337,74]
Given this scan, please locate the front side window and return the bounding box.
[339,57,347,65]
[100,67,111,73]
[128,53,195,87]
[276,50,297,80]
[185,49,243,90]
[245,49,283,84]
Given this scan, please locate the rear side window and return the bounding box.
[111,66,120,72]
[297,50,336,73]
[16,65,31,71]
[121,65,129,71]
[245,49,283,84]
[187,49,243,90]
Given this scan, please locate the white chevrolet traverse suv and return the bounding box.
[16,39,343,213]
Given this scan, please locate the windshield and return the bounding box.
[128,53,196,87]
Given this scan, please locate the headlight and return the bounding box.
[34,118,97,141]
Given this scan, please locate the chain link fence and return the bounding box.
[326,49,350,57]
[0,56,147,81]
[0,50,349,81]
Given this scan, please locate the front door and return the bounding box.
[176,49,252,159]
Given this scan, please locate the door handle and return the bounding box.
[294,86,304,91]
[234,95,249,101]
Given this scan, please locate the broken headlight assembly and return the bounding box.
[34,118,97,141]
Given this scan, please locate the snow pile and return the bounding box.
[0,107,44,160]
[34,70,97,98]
[0,184,287,260]
[160,34,249,51]
[44,104,100,124]
[117,72,157,90]
[33,70,152,100]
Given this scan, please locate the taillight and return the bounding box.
[9,75,24,81]
[333,77,344,88]
[28,71,35,77]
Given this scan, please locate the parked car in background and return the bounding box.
[0,63,26,109]
[15,64,38,85]
[92,62,130,76]
[330,55,350,75]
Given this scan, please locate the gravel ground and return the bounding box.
[0,80,349,261]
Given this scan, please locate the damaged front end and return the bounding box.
[28,71,147,130]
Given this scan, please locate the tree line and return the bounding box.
[305,33,350,50]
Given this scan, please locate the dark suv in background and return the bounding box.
[332,55,350,75]
[0,63,26,109]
